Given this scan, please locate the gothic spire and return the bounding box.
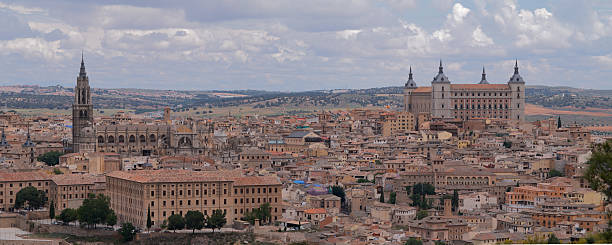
[409,66,413,80]
[479,66,489,84]
[79,51,87,78]
[514,59,519,75]
[0,128,7,146]
[439,59,444,74]
[405,66,417,88]
[23,126,34,147]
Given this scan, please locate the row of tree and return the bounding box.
[163,209,226,233]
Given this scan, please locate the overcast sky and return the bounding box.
[0,0,611,91]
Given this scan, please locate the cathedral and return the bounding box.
[71,57,211,156]
[403,60,525,122]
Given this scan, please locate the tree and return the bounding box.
[118,222,137,242]
[106,210,117,227]
[451,190,459,212]
[185,210,205,233]
[14,186,46,210]
[146,207,152,231]
[416,210,428,220]
[185,210,206,233]
[584,140,612,200]
[503,141,512,148]
[167,214,185,232]
[547,234,560,244]
[259,203,272,224]
[77,194,112,228]
[52,168,63,175]
[548,169,564,178]
[405,237,423,245]
[37,151,62,166]
[388,192,396,204]
[557,116,562,128]
[434,241,446,245]
[58,208,78,224]
[379,189,385,203]
[331,186,346,205]
[49,200,55,220]
[205,209,226,232]
[357,178,371,183]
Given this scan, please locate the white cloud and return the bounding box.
[471,26,493,47]
[0,2,45,15]
[449,3,470,24]
[336,29,362,40]
[0,38,65,61]
[432,29,452,42]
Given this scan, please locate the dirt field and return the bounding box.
[525,104,612,117]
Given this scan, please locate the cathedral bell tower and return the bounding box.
[72,54,94,153]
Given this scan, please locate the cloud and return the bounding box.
[471,26,493,47]
[0,0,611,90]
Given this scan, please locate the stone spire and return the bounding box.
[432,60,450,83]
[509,59,524,83]
[23,127,35,147]
[405,66,417,88]
[79,51,87,79]
[0,128,7,146]
[479,66,489,84]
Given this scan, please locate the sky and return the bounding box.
[0,0,611,91]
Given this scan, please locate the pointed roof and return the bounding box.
[79,52,87,79]
[508,59,525,83]
[432,59,450,83]
[0,128,8,147]
[479,66,489,84]
[405,66,417,88]
[23,127,35,147]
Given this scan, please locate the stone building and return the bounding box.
[106,170,282,228]
[403,60,525,122]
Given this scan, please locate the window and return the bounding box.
[151,201,154,207]
[151,191,154,197]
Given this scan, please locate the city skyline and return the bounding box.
[0,0,611,91]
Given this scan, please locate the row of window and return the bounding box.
[0,182,48,188]
[150,187,279,197]
[97,134,167,144]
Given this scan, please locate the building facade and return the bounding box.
[106,170,283,228]
[72,55,95,153]
[404,60,525,121]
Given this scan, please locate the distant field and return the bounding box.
[525,104,612,117]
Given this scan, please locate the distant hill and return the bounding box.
[2,84,612,113]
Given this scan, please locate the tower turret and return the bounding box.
[479,66,489,84]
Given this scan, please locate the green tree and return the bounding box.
[146,207,152,231]
[379,189,385,203]
[14,186,46,210]
[205,209,226,232]
[331,186,346,205]
[52,168,63,175]
[77,194,112,228]
[106,210,117,227]
[357,178,371,183]
[167,214,185,232]
[118,222,137,242]
[388,192,396,204]
[434,241,446,245]
[49,200,55,220]
[185,210,205,233]
[548,169,564,178]
[58,208,78,224]
[405,237,423,245]
[416,210,428,220]
[259,203,272,224]
[584,140,612,200]
[503,141,512,148]
[451,190,459,212]
[547,234,560,244]
[37,151,62,166]
[242,209,260,225]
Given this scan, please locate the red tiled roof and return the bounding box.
[451,84,510,90]
[0,172,50,182]
[304,208,326,214]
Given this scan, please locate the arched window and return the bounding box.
[129,135,136,143]
[149,134,156,143]
[108,135,115,143]
[118,135,125,143]
[81,90,86,104]
[139,135,146,143]
[97,136,104,143]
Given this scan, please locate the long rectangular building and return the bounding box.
[106,170,283,228]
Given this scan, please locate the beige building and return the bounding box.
[0,172,50,211]
[50,174,106,212]
[382,111,415,136]
[404,61,525,121]
[106,170,282,228]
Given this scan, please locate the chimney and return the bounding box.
[444,199,452,217]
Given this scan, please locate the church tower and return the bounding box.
[431,60,452,118]
[508,60,526,121]
[72,54,94,153]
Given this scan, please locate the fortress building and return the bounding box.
[403,60,525,122]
